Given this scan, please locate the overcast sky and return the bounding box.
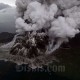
[0,0,16,6]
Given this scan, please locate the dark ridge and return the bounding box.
[0,32,15,43]
[61,33,80,48]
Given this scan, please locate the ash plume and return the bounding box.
[1,0,80,68]
[15,0,80,54]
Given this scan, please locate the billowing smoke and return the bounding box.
[16,1,58,31]
[0,0,80,68]
[15,0,80,54]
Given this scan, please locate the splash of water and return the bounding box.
[0,35,17,49]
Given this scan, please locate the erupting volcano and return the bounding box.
[1,0,80,68]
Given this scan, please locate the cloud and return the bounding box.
[0,5,16,33]
[56,0,80,9]
[0,3,10,10]
[0,0,16,6]
[15,0,80,54]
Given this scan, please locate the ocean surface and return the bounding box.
[0,60,71,80]
[0,46,71,80]
[0,43,80,80]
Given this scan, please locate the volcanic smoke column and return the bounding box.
[10,0,80,66]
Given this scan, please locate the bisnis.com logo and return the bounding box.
[15,65,65,73]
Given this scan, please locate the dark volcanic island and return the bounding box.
[9,29,58,67]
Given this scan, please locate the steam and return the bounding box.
[16,1,58,32]
[15,0,80,54]
[0,35,17,49]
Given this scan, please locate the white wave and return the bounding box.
[0,35,16,49]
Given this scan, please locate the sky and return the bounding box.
[0,0,16,33]
[0,0,16,6]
